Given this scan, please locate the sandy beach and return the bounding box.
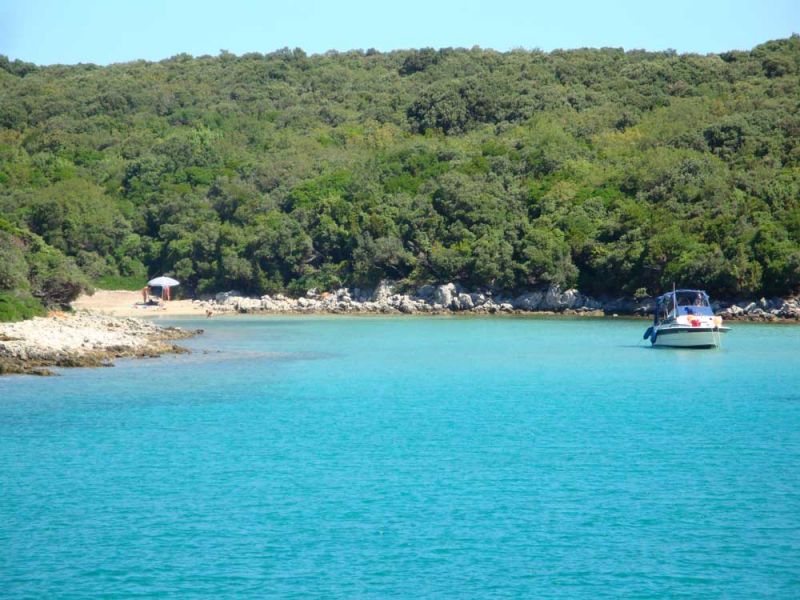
[72,290,207,317]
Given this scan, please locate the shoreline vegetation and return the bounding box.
[0,313,200,376]
[1,39,799,322]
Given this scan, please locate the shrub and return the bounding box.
[0,292,45,322]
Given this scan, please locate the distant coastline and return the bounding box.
[2,38,799,331]
[3,282,797,376]
[72,283,800,322]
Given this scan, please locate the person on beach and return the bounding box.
[142,286,148,303]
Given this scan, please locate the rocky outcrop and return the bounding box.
[196,283,608,317]
[596,297,655,316]
[509,287,602,311]
[433,283,458,309]
[0,313,200,376]
[716,297,800,321]
[371,280,395,303]
[190,282,800,322]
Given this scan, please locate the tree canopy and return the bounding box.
[1,37,798,313]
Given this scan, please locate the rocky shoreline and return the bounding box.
[192,282,800,322]
[3,285,796,376]
[0,313,200,376]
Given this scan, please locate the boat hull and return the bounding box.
[651,327,727,348]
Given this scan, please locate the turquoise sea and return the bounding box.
[1,316,799,598]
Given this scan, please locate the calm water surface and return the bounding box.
[1,316,799,598]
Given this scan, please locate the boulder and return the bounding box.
[415,285,436,300]
[216,290,243,302]
[371,280,395,302]
[541,285,587,310]
[768,297,784,310]
[602,297,636,314]
[233,298,262,313]
[632,298,654,315]
[456,293,474,311]
[398,297,417,314]
[512,291,543,311]
[434,283,458,309]
[578,292,603,310]
[352,288,372,303]
[780,305,800,319]
[470,293,486,307]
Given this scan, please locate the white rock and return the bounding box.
[398,297,417,314]
[371,280,395,302]
[234,298,262,312]
[215,290,243,302]
[457,293,474,310]
[470,293,486,306]
[434,283,457,309]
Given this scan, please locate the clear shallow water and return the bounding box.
[1,316,799,598]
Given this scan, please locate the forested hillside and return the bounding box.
[1,37,798,314]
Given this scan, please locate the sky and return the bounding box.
[0,0,797,65]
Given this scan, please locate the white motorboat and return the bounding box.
[643,289,730,348]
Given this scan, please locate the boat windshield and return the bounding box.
[655,291,713,322]
[676,304,713,316]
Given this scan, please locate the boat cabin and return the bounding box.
[654,289,713,324]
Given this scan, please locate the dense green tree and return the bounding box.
[0,218,89,312]
[0,35,798,313]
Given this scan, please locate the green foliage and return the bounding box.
[94,273,147,291]
[0,231,29,292]
[0,37,799,304]
[0,219,89,316]
[0,291,46,322]
[399,48,442,76]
